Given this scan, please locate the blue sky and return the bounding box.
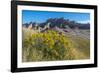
[22,10,90,24]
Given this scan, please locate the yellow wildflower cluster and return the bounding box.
[31,30,69,50]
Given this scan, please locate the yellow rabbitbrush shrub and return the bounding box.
[22,29,85,62]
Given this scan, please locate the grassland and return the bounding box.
[22,27,90,62]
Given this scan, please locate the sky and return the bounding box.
[22,10,90,24]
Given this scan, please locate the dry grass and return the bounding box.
[22,28,90,62]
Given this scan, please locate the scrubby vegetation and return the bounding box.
[22,28,90,62]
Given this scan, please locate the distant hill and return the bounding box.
[23,17,90,29]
